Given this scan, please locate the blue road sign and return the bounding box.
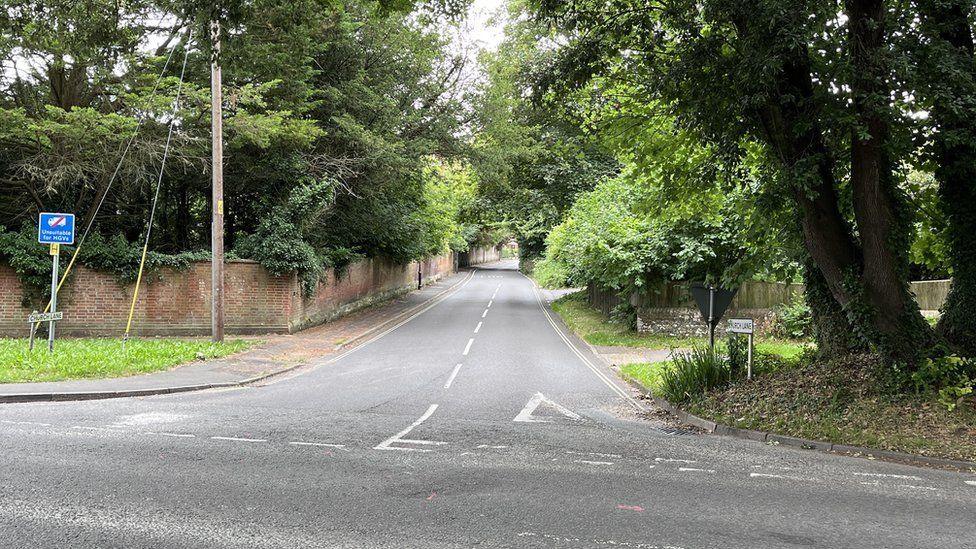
[38,212,76,245]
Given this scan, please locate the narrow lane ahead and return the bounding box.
[0,260,973,548]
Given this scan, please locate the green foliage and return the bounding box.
[909,354,976,411]
[234,215,322,295]
[772,295,813,340]
[1,0,483,298]
[532,257,571,289]
[660,347,730,404]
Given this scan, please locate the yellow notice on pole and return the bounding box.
[49,243,59,256]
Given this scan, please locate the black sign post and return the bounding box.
[689,283,738,351]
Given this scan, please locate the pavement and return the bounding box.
[0,259,974,548]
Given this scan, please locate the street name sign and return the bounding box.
[38,213,75,245]
[728,318,754,334]
[28,312,63,323]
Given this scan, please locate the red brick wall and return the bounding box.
[0,253,456,337]
[290,253,456,331]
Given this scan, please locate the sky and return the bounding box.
[462,0,508,54]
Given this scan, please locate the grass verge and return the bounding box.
[549,289,976,462]
[0,338,254,384]
[551,290,809,356]
[688,355,976,463]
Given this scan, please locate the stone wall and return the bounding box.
[590,278,951,337]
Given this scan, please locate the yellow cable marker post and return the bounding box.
[123,29,193,349]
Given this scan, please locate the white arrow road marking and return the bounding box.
[375,404,446,452]
[513,392,583,423]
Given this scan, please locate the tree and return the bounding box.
[913,0,976,354]
[530,0,939,365]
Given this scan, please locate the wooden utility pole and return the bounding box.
[210,17,225,343]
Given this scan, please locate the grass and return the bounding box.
[550,291,976,462]
[551,290,810,357]
[551,291,702,348]
[0,337,254,384]
[688,354,976,462]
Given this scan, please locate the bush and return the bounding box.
[659,346,730,403]
[772,294,812,339]
[909,354,976,411]
[532,257,570,288]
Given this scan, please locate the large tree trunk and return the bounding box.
[917,0,976,355]
[844,0,933,363]
[804,258,864,357]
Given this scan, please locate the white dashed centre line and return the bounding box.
[474,321,482,333]
[487,299,493,308]
[150,432,196,438]
[444,363,463,389]
[679,467,716,473]
[482,309,488,318]
[289,441,345,448]
[575,459,614,466]
[966,480,976,486]
[210,436,267,443]
[463,338,474,356]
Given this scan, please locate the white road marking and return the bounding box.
[679,467,716,473]
[487,299,493,308]
[210,436,267,443]
[474,321,482,333]
[575,459,614,466]
[482,309,488,318]
[965,480,976,486]
[476,444,509,449]
[513,392,583,423]
[750,473,812,482]
[259,269,477,387]
[566,451,622,458]
[896,484,938,491]
[654,458,696,464]
[462,338,474,356]
[852,472,923,481]
[444,363,463,389]
[516,531,687,548]
[1,420,51,427]
[523,277,642,410]
[374,404,444,452]
[288,441,345,448]
[71,426,125,433]
[149,432,195,438]
[397,439,448,446]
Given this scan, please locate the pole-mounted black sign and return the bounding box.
[688,282,738,350]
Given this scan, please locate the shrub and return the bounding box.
[532,257,570,288]
[910,354,976,411]
[772,294,812,339]
[659,346,730,403]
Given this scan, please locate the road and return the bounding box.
[0,260,973,548]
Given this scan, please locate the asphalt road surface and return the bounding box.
[1,260,974,548]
